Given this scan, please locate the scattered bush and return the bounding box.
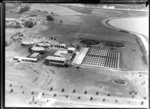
[6,20,22,28]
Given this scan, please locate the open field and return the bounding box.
[5,3,148,107]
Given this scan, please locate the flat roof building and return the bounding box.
[21,41,35,46]
[54,50,68,57]
[37,42,50,47]
[46,56,67,62]
[6,18,16,21]
[68,47,76,53]
[45,56,67,66]
[30,52,40,58]
[13,56,38,62]
[54,43,67,48]
[72,47,89,65]
[31,46,45,52]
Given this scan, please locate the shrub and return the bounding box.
[24,21,34,28]
[46,15,54,21]
[18,5,30,14]
[59,20,63,24]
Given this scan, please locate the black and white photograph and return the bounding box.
[4,0,149,108]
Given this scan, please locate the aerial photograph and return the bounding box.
[5,1,149,108]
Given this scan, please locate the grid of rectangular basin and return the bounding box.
[83,55,106,67]
[82,48,120,69]
[88,48,108,56]
[106,50,119,58]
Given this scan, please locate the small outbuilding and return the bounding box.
[31,46,45,52]
[21,41,34,46]
[68,47,76,53]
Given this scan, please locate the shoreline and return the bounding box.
[102,17,148,60]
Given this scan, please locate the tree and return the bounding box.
[24,21,34,28]
[76,45,80,51]
[10,89,13,93]
[51,37,53,40]
[51,12,54,14]
[46,15,54,21]
[65,63,69,68]
[59,20,63,24]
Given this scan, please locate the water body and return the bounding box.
[109,17,149,37]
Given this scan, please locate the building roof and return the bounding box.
[73,47,89,65]
[54,50,68,57]
[55,50,68,54]
[31,46,45,51]
[68,47,76,51]
[14,56,37,61]
[37,42,50,47]
[22,41,35,45]
[6,18,16,21]
[45,56,67,62]
[30,52,39,58]
[60,44,66,47]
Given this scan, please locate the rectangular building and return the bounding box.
[72,47,89,65]
[68,47,76,53]
[45,56,67,66]
[54,50,68,57]
[13,56,38,62]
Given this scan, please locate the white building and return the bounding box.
[54,50,68,57]
[68,47,76,53]
[21,41,35,46]
[13,56,38,62]
[37,42,50,47]
[5,18,16,21]
[72,47,89,65]
[31,46,45,52]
